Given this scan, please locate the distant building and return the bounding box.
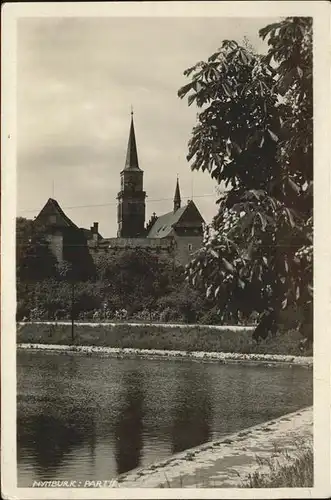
[34,198,96,279]
[34,113,205,266]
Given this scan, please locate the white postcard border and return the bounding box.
[1,2,330,499]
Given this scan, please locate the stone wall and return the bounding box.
[88,235,202,266]
[107,237,174,250]
[88,237,176,263]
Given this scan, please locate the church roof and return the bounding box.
[35,198,79,229]
[124,112,141,171]
[174,177,181,206]
[147,206,186,238]
[147,200,204,238]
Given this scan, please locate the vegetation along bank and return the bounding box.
[17,323,312,357]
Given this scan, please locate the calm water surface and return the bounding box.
[17,350,312,486]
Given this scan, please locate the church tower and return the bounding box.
[117,112,146,237]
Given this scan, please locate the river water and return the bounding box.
[17,350,312,486]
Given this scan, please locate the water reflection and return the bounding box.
[17,351,313,485]
[17,412,87,477]
[114,370,145,475]
[171,365,211,453]
[87,414,97,470]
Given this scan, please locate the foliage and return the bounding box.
[16,217,58,282]
[17,323,312,356]
[199,306,226,326]
[245,444,313,488]
[61,228,96,281]
[93,249,185,312]
[16,217,95,282]
[17,248,210,324]
[156,282,205,323]
[178,17,313,340]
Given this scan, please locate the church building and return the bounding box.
[34,113,205,266]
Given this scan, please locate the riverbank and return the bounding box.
[17,343,313,367]
[17,322,312,356]
[244,447,313,488]
[18,320,255,331]
[115,406,313,488]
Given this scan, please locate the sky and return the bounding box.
[17,15,278,237]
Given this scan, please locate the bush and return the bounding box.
[157,284,204,324]
[199,307,222,325]
[17,323,312,356]
[159,307,184,323]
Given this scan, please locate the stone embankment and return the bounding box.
[115,406,313,488]
[17,343,313,367]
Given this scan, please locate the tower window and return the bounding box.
[188,243,193,252]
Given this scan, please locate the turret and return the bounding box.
[174,177,181,212]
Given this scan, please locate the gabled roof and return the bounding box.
[124,113,141,171]
[35,198,78,229]
[147,206,186,238]
[147,200,204,239]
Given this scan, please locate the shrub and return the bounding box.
[199,307,222,325]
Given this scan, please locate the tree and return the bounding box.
[178,17,313,341]
[94,249,185,314]
[157,282,205,323]
[16,217,58,282]
[61,228,96,282]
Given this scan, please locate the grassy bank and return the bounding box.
[159,447,313,488]
[245,447,313,488]
[17,323,312,356]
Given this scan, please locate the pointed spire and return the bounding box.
[174,175,181,212]
[124,109,140,170]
